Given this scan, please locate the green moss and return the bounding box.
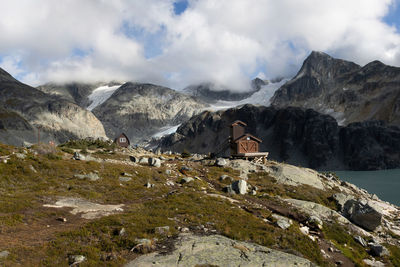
[323,223,369,266]
[387,244,400,267]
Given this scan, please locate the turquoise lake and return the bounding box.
[335,169,400,206]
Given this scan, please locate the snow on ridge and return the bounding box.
[87,84,122,111]
[206,79,288,111]
[152,124,181,139]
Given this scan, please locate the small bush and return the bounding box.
[181,149,191,158]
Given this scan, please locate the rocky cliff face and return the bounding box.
[183,78,267,102]
[271,51,400,126]
[160,104,400,170]
[0,68,107,145]
[92,82,207,144]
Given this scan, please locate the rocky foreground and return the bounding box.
[0,139,399,266]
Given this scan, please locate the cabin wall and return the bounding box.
[231,125,245,141]
[237,140,258,154]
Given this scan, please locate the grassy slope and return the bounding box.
[0,142,398,266]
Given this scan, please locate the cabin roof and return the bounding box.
[231,120,247,127]
[234,133,262,143]
[115,133,130,144]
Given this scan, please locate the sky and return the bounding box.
[0,0,400,91]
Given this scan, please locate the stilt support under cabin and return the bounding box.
[232,152,269,164]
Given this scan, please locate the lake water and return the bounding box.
[335,169,400,206]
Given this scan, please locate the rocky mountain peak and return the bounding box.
[0,67,18,83]
[296,51,360,80]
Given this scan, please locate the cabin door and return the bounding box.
[239,141,256,153]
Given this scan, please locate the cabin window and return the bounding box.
[120,137,126,143]
[246,137,250,140]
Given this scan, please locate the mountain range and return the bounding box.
[1,51,400,170]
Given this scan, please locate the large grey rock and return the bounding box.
[216,158,228,167]
[119,177,132,182]
[272,214,293,230]
[332,193,354,211]
[231,180,247,194]
[180,177,194,184]
[148,157,161,167]
[354,235,367,247]
[68,255,86,265]
[369,243,390,257]
[125,234,315,267]
[73,152,85,161]
[129,156,138,163]
[138,157,149,164]
[342,199,382,231]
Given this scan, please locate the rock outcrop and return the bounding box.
[271,51,400,127]
[126,234,315,267]
[0,68,107,145]
[160,104,400,170]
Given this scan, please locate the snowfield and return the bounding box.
[87,84,122,111]
[206,79,288,111]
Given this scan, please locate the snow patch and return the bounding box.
[152,124,181,139]
[87,84,121,111]
[206,79,288,111]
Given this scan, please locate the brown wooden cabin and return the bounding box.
[234,134,261,154]
[230,120,262,155]
[114,133,130,147]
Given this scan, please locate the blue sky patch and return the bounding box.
[173,0,188,15]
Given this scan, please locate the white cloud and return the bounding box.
[0,0,399,91]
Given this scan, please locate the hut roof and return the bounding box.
[234,133,262,143]
[231,120,247,127]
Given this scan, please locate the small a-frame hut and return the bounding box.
[114,133,130,147]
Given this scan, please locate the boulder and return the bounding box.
[145,182,155,188]
[342,199,382,231]
[165,169,172,175]
[332,193,354,211]
[129,156,138,162]
[68,255,86,265]
[126,234,314,267]
[148,158,161,167]
[180,166,193,172]
[216,158,228,167]
[231,180,247,194]
[119,177,132,182]
[308,215,323,229]
[73,152,85,160]
[272,214,293,230]
[363,259,385,267]
[138,157,148,164]
[354,235,367,247]
[369,243,390,257]
[223,185,235,194]
[180,177,194,184]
